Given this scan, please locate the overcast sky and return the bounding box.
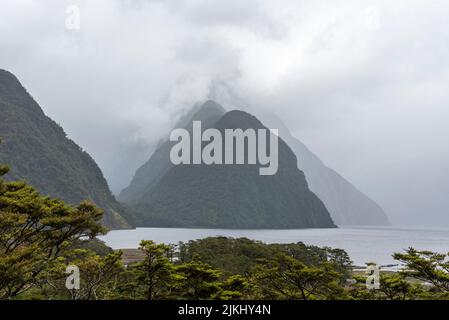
[1,0,449,227]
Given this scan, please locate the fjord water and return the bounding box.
[99,226,449,267]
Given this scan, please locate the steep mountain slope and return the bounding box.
[0,69,130,229]
[118,100,226,204]
[259,114,390,226]
[121,104,336,229]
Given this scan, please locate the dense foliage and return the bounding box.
[0,70,130,229]
[0,156,106,299]
[122,103,335,229]
[1,144,449,300]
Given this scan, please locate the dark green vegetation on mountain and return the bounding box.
[259,114,390,226]
[1,160,448,300]
[121,102,336,229]
[119,101,225,204]
[0,70,130,229]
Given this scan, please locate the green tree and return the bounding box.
[216,274,252,300]
[378,273,423,300]
[66,250,124,300]
[349,272,424,300]
[134,240,175,300]
[174,259,222,300]
[176,237,352,277]
[32,249,124,300]
[0,151,106,299]
[251,253,343,300]
[394,248,449,298]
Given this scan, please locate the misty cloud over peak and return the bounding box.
[1,0,449,226]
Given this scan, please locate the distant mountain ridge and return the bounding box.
[120,101,336,229]
[0,69,131,229]
[258,114,390,226]
[118,100,226,204]
[0,68,388,229]
[122,101,389,227]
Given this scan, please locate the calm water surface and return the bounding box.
[99,226,449,267]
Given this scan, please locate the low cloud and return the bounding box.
[1,0,449,226]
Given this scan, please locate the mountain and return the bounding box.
[259,114,390,226]
[120,101,336,229]
[0,69,131,229]
[118,100,226,204]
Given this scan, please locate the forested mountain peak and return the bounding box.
[0,70,131,229]
[120,102,336,229]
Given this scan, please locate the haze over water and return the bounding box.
[99,226,449,267]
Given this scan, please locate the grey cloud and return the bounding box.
[1,0,449,226]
